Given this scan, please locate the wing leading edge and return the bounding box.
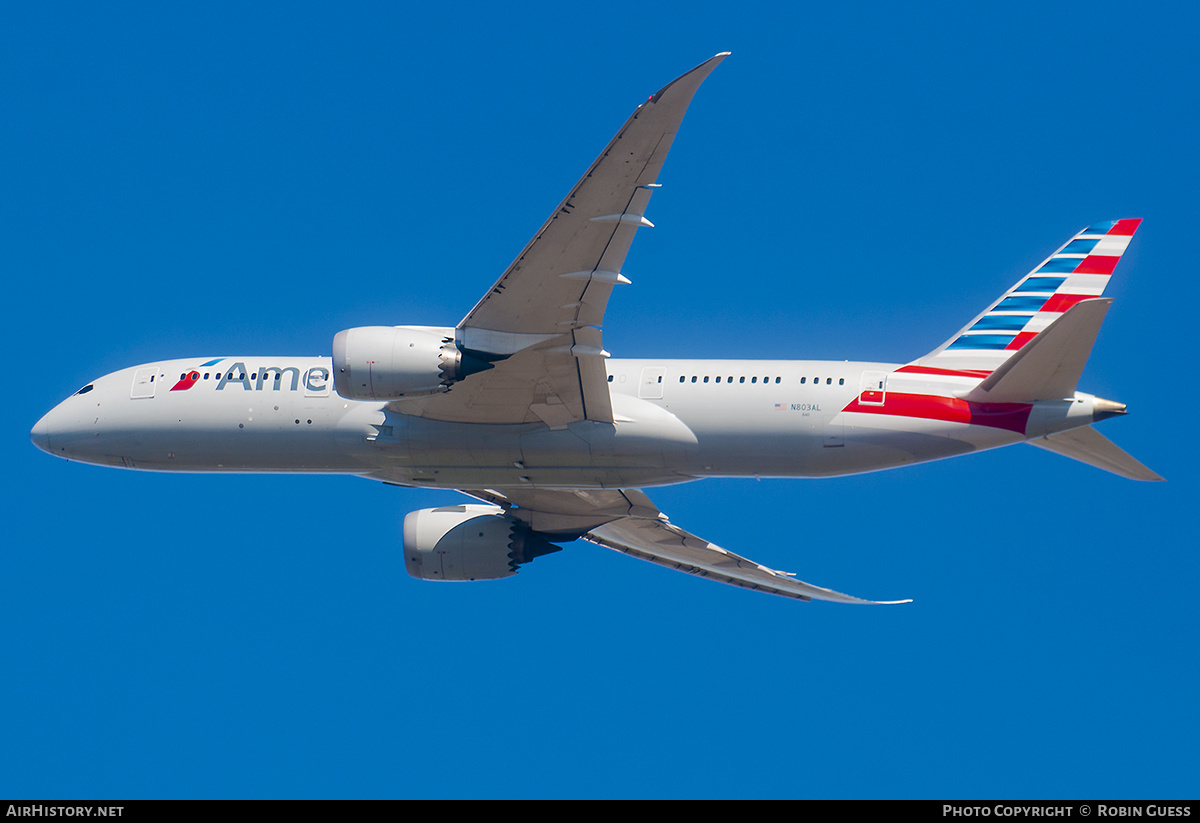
[389,53,730,426]
[464,488,911,604]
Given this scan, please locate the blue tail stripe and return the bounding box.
[1060,238,1100,255]
[1037,258,1082,273]
[996,295,1049,311]
[970,315,1032,332]
[1015,276,1067,293]
[947,334,1016,350]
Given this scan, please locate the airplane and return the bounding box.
[29,53,1162,604]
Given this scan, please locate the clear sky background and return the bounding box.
[3,1,1197,799]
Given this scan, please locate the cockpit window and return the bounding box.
[74,384,94,395]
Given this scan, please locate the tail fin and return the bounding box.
[1028,425,1164,481]
[914,219,1142,373]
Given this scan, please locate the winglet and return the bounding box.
[648,52,730,104]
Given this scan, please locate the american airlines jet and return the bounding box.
[29,54,1161,603]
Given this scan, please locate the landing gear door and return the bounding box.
[638,367,665,399]
[131,367,158,399]
[859,370,886,406]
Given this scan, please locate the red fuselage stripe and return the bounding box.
[842,392,1032,435]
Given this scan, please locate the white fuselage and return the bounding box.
[32,356,1102,489]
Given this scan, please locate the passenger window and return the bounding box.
[800,377,806,384]
[775,377,781,384]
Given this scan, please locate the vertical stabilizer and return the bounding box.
[914,219,1141,373]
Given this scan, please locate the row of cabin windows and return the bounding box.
[684,375,782,384]
[605,374,847,386]
[180,372,281,381]
[677,375,846,385]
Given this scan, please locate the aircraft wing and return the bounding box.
[388,54,729,427]
[464,487,911,604]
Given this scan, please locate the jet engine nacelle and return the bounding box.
[332,325,494,400]
[402,504,562,581]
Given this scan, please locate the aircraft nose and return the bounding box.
[31,411,52,454]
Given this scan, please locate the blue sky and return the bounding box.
[3,1,1197,799]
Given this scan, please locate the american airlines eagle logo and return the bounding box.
[170,359,224,391]
[170,370,202,391]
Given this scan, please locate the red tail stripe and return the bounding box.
[1109,218,1142,236]
[1075,255,1119,275]
[1005,331,1039,351]
[1041,293,1094,313]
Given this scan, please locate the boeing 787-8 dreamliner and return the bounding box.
[30,54,1160,603]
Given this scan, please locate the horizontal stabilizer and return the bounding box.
[1027,425,1164,481]
[962,299,1110,403]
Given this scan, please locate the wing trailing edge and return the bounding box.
[464,487,912,603]
[584,517,912,604]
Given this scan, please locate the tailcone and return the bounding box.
[1093,397,1128,421]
